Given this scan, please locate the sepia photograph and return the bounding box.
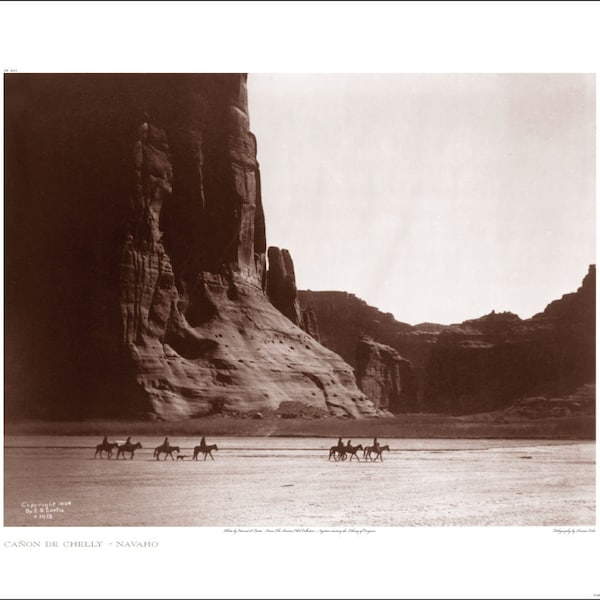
[4,71,595,529]
[1,2,598,599]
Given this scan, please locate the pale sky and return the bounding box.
[248,74,595,325]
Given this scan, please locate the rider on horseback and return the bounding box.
[373,436,380,452]
[200,436,207,450]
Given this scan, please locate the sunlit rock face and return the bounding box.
[5,74,376,420]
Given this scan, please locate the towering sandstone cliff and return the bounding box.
[5,74,376,420]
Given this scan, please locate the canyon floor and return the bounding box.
[4,435,594,527]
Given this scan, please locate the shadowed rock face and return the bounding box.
[299,265,595,414]
[421,266,596,414]
[266,247,302,325]
[356,336,417,413]
[301,309,321,343]
[5,73,376,420]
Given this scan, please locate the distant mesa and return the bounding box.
[298,264,595,415]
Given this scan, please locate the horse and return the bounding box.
[364,444,390,461]
[342,442,363,461]
[328,444,344,461]
[153,443,180,461]
[116,441,142,460]
[94,441,119,459]
[193,443,218,461]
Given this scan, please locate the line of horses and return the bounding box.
[94,440,218,461]
[328,442,390,462]
[95,438,389,462]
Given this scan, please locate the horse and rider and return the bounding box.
[193,436,218,460]
[95,436,119,458]
[116,436,143,459]
[154,437,180,460]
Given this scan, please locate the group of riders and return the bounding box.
[329,435,387,461]
[95,435,142,459]
[336,436,381,451]
[97,435,214,460]
[98,435,384,461]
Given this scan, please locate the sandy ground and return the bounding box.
[3,436,595,527]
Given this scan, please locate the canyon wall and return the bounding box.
[5,74,376,420]
[299,265,595,414]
